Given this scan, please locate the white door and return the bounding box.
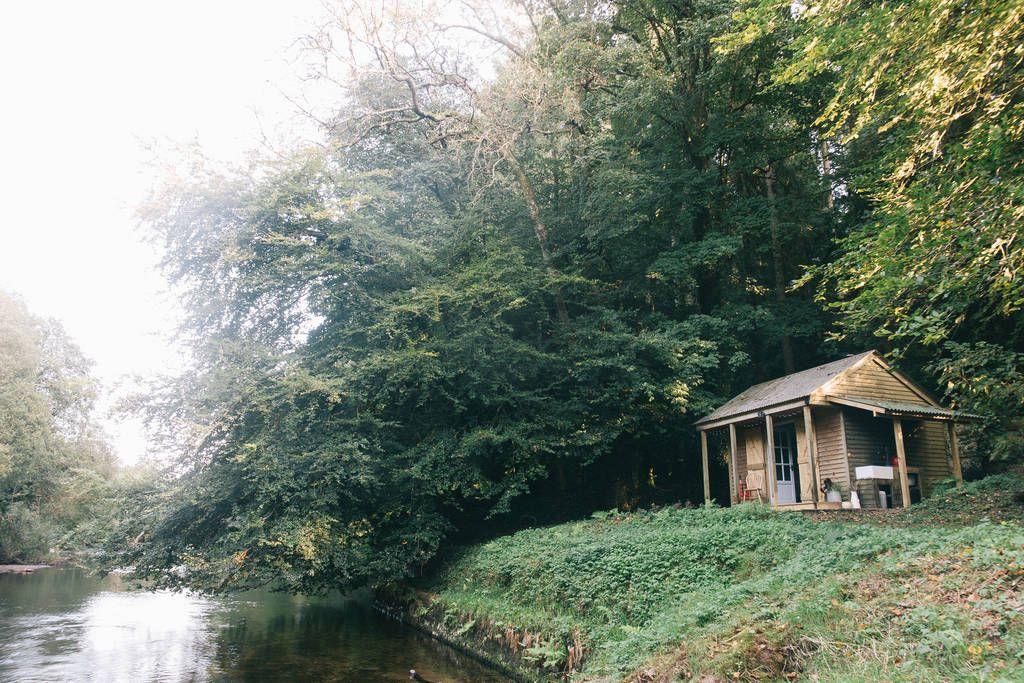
[773,424,798,504]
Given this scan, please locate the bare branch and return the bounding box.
[439,23,526,59]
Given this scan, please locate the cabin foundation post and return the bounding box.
[802,405,820,505]
[700,429,711,504]
[728,423,739,504]
[893,418,911,508]
[947,421,963,487]
[764,413,777,506]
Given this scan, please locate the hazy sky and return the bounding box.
[0,1,330,463]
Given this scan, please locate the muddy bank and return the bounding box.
[0,564,50,574]
[375,590,571,683]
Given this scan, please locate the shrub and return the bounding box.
[0,503,58,564]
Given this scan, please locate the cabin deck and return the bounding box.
[774,501,844,511]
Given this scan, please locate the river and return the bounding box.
[0,568,510,682]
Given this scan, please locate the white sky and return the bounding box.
[0,0,331,463]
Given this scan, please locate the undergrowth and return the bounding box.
[420,472,1024,681]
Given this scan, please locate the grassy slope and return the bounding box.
[416,473,1024,681]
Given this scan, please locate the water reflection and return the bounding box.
[0,569,509,682]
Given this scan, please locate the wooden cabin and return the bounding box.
[695,351,978,510]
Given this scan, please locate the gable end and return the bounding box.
[816,354,939,407]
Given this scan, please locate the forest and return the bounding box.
[2,0,1023,597]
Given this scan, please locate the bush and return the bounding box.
[0,503,58,564]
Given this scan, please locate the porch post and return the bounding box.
[764,413,777,506]
[947,421,964,487]
[700,429,711,504]
[802,405,820,505]
[728,423,739,505]
[893,418,911,508]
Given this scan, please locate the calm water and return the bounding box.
[0,568,510,683]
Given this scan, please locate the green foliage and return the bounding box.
[427,473,1024,680]
[931,343,1024,466]
[441,505,813,630]
[0,291,118,563]
[0,503,58,563]
[792,0,1024,342]
[875,471,1024,528]
[716,0,1024,468]
[431,503,898,674]
[128,0,844,594]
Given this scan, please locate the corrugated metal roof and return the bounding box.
[830,397,983,421]
[695,352,875,425]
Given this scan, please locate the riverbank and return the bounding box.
[403,473,1024,681]
[0,564,50,574]
[375,596,544,682]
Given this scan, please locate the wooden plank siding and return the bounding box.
[826,361,947,508]
[812,406,849,493]
[737,415,822,505]
[841,409,954,507]
[765,416,815,503]
[724,407,950,509]
[733,411,845,506]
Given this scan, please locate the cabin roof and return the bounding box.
[695,351,876,426]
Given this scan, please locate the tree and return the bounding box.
[0,291,116,562]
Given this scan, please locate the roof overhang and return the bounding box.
[695,398,809,431]
[824,395,983,422]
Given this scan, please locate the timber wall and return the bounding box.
[812,406,849,493]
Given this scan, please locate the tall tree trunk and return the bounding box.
[631,451,641,502]
[765,165,796,373]
[506,152,570,324]
[693,205,719,315]
[819,137,835,210]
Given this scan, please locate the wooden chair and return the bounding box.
[743,470,766,503]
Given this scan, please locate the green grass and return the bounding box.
[415,473,1024,681]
